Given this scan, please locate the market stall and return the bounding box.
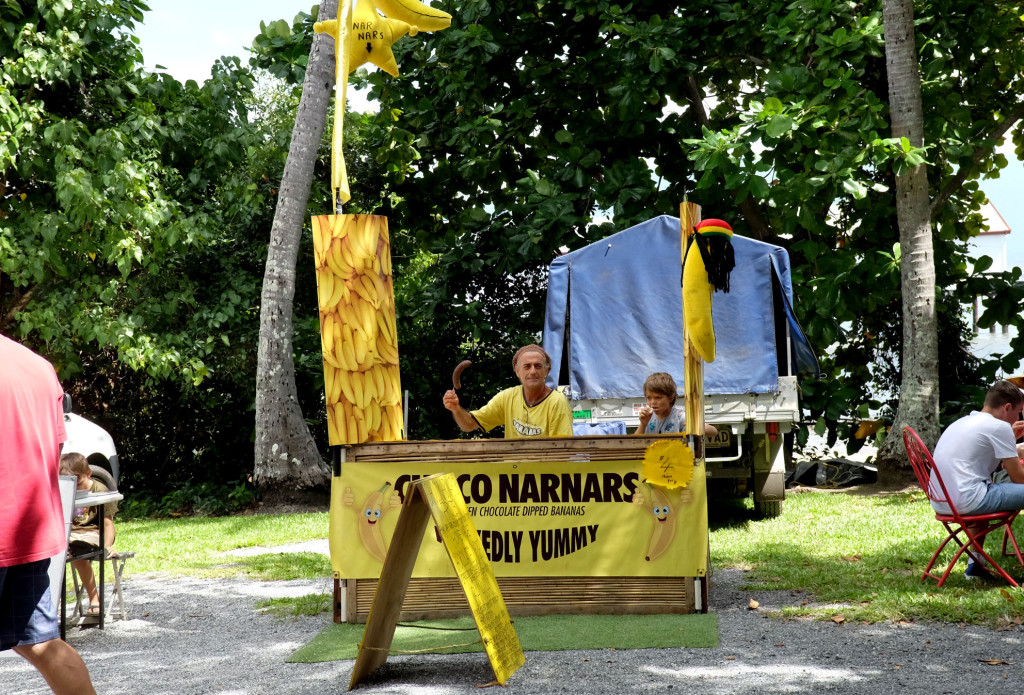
[305,5,718,626]
[329,435,708,623]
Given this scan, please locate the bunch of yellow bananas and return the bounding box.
[313,214,404,445]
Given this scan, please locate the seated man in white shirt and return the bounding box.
[931,379,1024,580]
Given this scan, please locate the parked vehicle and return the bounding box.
[62,394,119,489]
[543,215,818,516]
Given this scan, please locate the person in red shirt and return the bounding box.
[0,335,96,695]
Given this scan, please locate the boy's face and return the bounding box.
[645,392,673,418]
[998,400,1024,426]
[76,472,92,491]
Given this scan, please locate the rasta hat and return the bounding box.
[691,218,736,292]
[694,218,734,239]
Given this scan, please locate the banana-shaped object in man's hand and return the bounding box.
[375,0,452,32]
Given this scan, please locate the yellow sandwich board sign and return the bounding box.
[349,473,525,689]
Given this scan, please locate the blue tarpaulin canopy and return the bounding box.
[543,215,818,400]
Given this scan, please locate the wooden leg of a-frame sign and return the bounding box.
[334,577,341,623]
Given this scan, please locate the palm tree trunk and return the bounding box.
[254,0,339,499]
[877,0,940,474]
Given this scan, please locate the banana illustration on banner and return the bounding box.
[343,482,400,563]
[632,482,684,562]
[314,214,404,444]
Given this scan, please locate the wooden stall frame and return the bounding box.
[332,436,708,623]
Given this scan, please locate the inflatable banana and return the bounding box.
[682,218,735,363]
[375,0,452,32]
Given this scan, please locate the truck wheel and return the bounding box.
[755,499,782,518]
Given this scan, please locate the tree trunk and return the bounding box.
[254,0,339,501]
[876,0,940,478]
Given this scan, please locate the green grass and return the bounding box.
[256,593,333,618]
[83,492,1024,626]
[711,488,1024,627]
[114,512,330,578]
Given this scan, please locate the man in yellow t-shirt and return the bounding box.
[442,344,572,438]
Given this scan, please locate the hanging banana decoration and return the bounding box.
[313,0,452,204]
[314,214,404,444]
[681,218,736,364]
[312,0,451,444]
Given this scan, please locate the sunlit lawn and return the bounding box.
[94,490,1024,625]
[98,512,331,580]
[711,488,1024,627]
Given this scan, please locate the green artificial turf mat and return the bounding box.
[288,613,718,663]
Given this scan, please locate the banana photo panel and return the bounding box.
[313,214,404,445]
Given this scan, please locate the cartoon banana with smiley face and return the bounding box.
[633,482,677,561]
[343,482,399,562]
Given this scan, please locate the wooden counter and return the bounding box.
[333,436,708,623]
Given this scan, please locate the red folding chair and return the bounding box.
[902,426,1024,587]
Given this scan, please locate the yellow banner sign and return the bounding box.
[419,474,524,684]
[348,473,523,689]
[330,459,707,579]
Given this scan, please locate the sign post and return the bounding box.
[680,201,708,611]
[680,201,705,444]
[349,473,525,689]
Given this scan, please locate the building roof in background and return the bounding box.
[980,200,1011,235]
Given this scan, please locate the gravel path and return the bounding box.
[3,563,1023,694]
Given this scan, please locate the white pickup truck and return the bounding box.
[543,215,818,516]
[62,394,120,489]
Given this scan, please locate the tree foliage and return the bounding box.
[4,1,254,380]
[0,0,328,494]
[353,0,1024,450]
[7,0,1024,501]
